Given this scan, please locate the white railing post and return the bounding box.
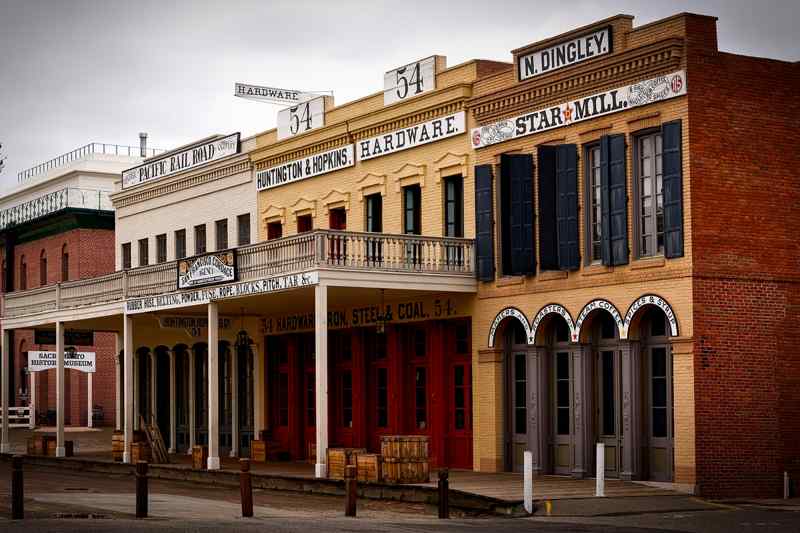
[596,443,605,497]
[524,450,534,514]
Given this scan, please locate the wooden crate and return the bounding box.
[131,442,150,463]
[46,439,74,457]
[307,442,317,464]
[356,453,382,483]
[326,447,366,479]
[27,435,51,456]
[380,435,429,460]
[192,445,208,470]
[381,457,430,484]
[111,431,124,462]
[250,440,267,463]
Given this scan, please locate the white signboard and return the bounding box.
[472,70,686,149]
[234,83,313,105]
[487,307,532,347]
[277,95,326,140]
[126,272,319,314]
[178,251,236,289]
[28,351,96,373]
[519,27,611,80]
[384,56,437,106]
[257,145,355,191]
[358,111,465,161]
[122,133,240,189]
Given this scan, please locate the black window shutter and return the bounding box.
[474,164,495,281]
[556,144,580,270]
[600,134,629,266]
[502,154,535,275]
[537,146,558,270]
[662,120,684,258]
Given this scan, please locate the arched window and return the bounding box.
[61,244,69,282]
[39,250,47,286]
[19,255,26,290]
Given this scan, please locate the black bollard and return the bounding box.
[344,464,357,517]
[240,459,253,517]
[11,455,23,520]
[135,461,148,518]
[438,468,449,519]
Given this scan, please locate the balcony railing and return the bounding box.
[3,230,475,319]
[17,142,164,183]
[0,187,113,231]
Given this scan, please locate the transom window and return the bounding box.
[637,132,664,257]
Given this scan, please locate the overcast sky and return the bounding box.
[1,0,797,190]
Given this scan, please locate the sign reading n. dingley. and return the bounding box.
[518,26,611,80]
[122,133,240,189]
[358,111,465,161]
[177,250,237,289]
[28,351,96,373]
[472,71,686,148]
[126,272,319,314]
[257,145,354,191]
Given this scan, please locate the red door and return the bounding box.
[330,331,354,448]
[403,325,431,439]
[267,336,291,455]
[445,321,473,469]
[364,328,393,452]
[298,334,316,460]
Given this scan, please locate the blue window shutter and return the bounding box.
[556,144,580,270]
[474,164,495,281]
[501,154,535,275]
[600,134,629,266]
[662,120,684,258]
[537,146,558,271]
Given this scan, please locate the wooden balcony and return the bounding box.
[3,230,475,320]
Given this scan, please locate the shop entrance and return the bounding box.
[591,314,623,479]
[640,307,673,482]
[504,320,529,473]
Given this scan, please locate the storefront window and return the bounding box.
[342,371,353,428]
[377,367,388,428]
[556,352,570,435]
[453,365,466,430]
[415,367,427,429]
[514,353,527,435]
[651,347,668,438]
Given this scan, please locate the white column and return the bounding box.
[188,349,196,454]
[169,350,176,453]
[314,283,329,478]
[253,342,264,437]
[133,351,139,431]
[123,315,134,464]
[207,301,220,470]
[87,372,93,428]
[29,370,36,430]
[115,333,122,432]
[0,328,10,453]
[56,321,65,457]
[230,346,238,457]
[149,351,157,425]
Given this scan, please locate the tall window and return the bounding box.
[444,175,464,237]
[215,219,228,250]
[175,229,186,259]
[194,224,206,255]
[237,213,251,246]
[637,132,664,257]
[121,243,131,270]
[267,221,282,240]
[138,238,149,267]
[39,250,47,286]
[19,255,26,290]
[555,352,570,435]
[156,234,167,263]
[377,367,388,428]
[341,371,353,428]
[61,244,69,281]
[586,145,603,263]
[297,214,313,233]
[415,367,427,429]
[365,194,382,232]
[514,353,527,434]
[403,185,421,235]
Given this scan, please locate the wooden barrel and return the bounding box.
[131,442,151,463]
[380,435,430,484]
[111,431,124,462]
[192,445,208,470]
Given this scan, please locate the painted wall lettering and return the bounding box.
[256,145,355,191]
[358,112,465,161]
[518,27,611,80]
[384,56,438,106]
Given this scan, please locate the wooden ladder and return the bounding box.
[140,415,170,464]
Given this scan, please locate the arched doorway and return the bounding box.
[192,342,208,446]
[153,346,171,442]
[173,344,190,452]
[501,317,531,473]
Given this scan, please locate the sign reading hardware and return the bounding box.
[358,111,465,161]
[519,26,611,80]
[257,145,354,191]
[277,95,326,140]
[234,83,312,105]
[28,351,96,373]
[384,56,438,106]
[122,133,240,189]
[126,272,319,314]
[472,70,686,148]
[177,250,237,289]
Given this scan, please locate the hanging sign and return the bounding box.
[177,250,237,289]
[384,56,438,106]
[487,307,532,347]
[234,83,314,105]
[28,351,96,373]
[277,95,326,140]
[126,272,319,314]
[122,133,240,189]
[472,70,686,148]
[256,145,354,191]
[358,111,465,161]
[518,26,611,80]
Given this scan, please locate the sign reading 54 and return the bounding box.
[384,56,439,106]
[277,96,326,140]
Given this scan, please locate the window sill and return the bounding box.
[538,270,568,281]
[495,275,525,287]
[582,264,612,276]
[631,256,666,270]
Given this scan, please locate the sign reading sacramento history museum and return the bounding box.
[28,351,96,373]
[178,250,237,289]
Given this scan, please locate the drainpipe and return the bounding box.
[139,133,148,157]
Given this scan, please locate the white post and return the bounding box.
[29,370,36,429]
[169,350,176,453]
[596,443,605,497]
[123,315,134,463]
[56,321,65,457]
[0,328,9,453]
[524,450,534,514]
[785,472,790,500]
[314,283,329,479]
[87,372,93,428]
[149,351,157,425]
[230,346,239,457]
[207,301,220,470]
[115,333,122,432]
[188,349,196,454]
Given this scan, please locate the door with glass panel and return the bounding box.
[646,344,673,481]
[508,351,528,472]
[597,350,622,478]
[552,351,572,475]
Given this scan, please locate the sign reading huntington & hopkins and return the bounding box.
[126,272,319,314]
[177,250,237,290]
[28,351,96,373]
[257,145,355,191]
[472,71,686,148]
[122,133,240,189]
